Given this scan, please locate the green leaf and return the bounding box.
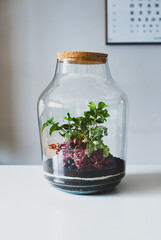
[98,102,107,109]
[64,113,72,122]
[84,111,90,119]
[86,142,94,155]
[104,127,108,136]
[83,111,87,117]
[103,109,110,118]
[42,117,54,131]
[89,102,96,107]
[93,126,107,139]
[88,102,96,114]
[96,117,104,123]
[82,138,90,143]
[49,122,61,136]
[89,115,95,119]
[103,146,110,158]
[93,141,100,145]
[99,143,105,149]
[59,132,65,137]
[72,117,78,124]
[80,118,87,130]
[61,124,70,130]
[88,106,96,113]
[67,113,72,121]
[64,132,70,142]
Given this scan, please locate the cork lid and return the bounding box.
[57,51,108,64]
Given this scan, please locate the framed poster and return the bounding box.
[105,0,161,44]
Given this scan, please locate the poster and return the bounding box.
[106,0,161,44]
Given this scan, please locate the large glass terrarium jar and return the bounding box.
[37,52,127,194]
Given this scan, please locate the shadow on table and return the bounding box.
[98,172,161,196]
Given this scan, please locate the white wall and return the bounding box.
[0,0,161,164]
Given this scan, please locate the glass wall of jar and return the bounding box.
[37,52,128,194]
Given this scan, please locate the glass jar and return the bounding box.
[37,52,127,194]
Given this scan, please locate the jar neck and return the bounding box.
[55,59,112,80]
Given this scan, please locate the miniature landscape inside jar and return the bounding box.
[42,101,125,194]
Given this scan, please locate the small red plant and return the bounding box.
[49,143,65,155]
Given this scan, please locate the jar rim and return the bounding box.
[57,51,108,65]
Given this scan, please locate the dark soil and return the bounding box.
[43,157,125,194]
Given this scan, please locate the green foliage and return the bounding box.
[63,113,72,122]
[42,102,110,157]
[49,122,61,136]
[42,117,54,131]
[98,101,107,109]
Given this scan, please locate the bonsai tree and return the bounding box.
[42,102,113,169]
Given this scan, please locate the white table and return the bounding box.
[0,165,161,240]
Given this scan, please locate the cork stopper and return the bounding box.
[57,52,108,64]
